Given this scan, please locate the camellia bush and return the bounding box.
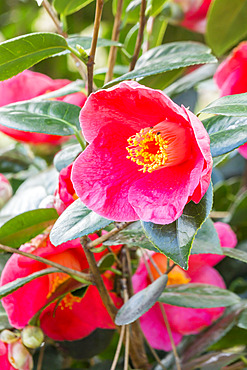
[1,0,247,369]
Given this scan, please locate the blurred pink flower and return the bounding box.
[72,81,212,225]
[214,42,247,159]
[0,70,87,145]
[132,222,234,351]
[0,174,12,208]
[1,234,122,341]
[174,0,212,33]
[0,340,33,370]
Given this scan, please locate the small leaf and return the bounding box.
[104,42,217,87]
[0,268,59,299]
[115,274,168,325]
[50,199,113,246]
[237,309,247,330]
[223,248,247,264]
[53,144,82,172]
[53,0,94,15]
[206,0,247,56]
[191,218,222,255]
[0,101,81,136]
[142,184,213,269]
[67,36,123,51]
[159,283,240,308]
[0,208,58,248]
[229,191,247,227]
[0,33,69,81]
[199,93,247,116]
[97,253,115,272]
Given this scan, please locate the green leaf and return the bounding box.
[0,208,58,248]
[202,115,247,157]
[182,351,245,370]
[0,302,11,330]
[164,64,217,98]
[53,0,94,15]
[104,42,217,87]
[145,0,168,17]
[97,253,115,272]
[115,274,168,325]
[0,33,69,81]
[199,93,247,116]
[67,36,123,51]
[159,283,240,308]
[32,79,85,101]
[0,268,59,299]
[238,309,247,330]
[191,218,222,255]
[141,184,213,269]
[53,144,82,172]
[0,101,81,136]
[229,191,247,227]
[223,248,247,264]
[50,199,113,246]
[206,0,247,56]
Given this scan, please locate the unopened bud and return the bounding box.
[21,326,44,349]
[8,341,33,370]
[0,330,20,344]
[0,174,12,208]
[76,44,89,63]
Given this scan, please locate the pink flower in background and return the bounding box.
[214,42,247,159]
[0,340,33,370]
[54,163,78,214]
[0,174,12,208]
[174,0,212,33]
[0,70,87,145]
[72,81,212,225]
[0,234,122,341]
[132,247,227,351]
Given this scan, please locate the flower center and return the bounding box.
[126,121,192,173]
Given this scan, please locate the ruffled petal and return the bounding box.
[72,123,141,221]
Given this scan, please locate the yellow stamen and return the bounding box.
[126,128,168,173]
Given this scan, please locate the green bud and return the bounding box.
[21,326,44,349]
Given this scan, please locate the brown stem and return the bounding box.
[129,0,147,71]
[110,325,126,370]
[88,222,133,249]
[42,0,87,81]
[37,342,45,370]
[104,0,124,83]
[87,0,104,95]
[0,243,94,284]
[124,325,130,370]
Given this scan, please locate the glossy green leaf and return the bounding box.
[229,191,247,227]
[0,33,69,81]
[67,36,123,51]
[104,42,217,87]
[115,274,168,325]
[53,0,94,15]
[53,144,82,172]
[0,208,58,248]
[164,64,217,97]
[202,115,247,157]
[0,101,81,136]
[223,248,247,264]
[199,93,247,116]
[159,283,240,308]
[142,184,213,269]
[238,309,247,330]
[191,218,222,255]
[0,268,59,299]
[50,199,113,246]
[145,0,168,17]
[206,0,247,56]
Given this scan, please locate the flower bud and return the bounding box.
[8,341,33,370]
[0,330,20,344]
[0,174,12,208]
[21,326,44,349]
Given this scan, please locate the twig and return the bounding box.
[81,237,117,320]
[143,16,154,53]
[87,222,133,249]
[87,0,104,95]
[210,211,230,219]
[129,0,147,71]
[42,0,87,81]
[0,243,94,284]
[37,341,45,370]
[104,0,124,83]
[124,325,130,370]
[110,325,125,370]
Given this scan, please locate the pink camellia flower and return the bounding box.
[54,163,77,214]
[0,340,33,370]
[173,0,212,33]
[0,174,12,208]
[214,42,247,159]
[71,81,212,225]
[0,70,87,145]
[0,233,122,341]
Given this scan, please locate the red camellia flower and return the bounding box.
[72,81,212,225]
[214,42,247,159]
[132,222,236,351]
[174,0,212,33]
[0,233,122,341]
[0,70,87,145]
